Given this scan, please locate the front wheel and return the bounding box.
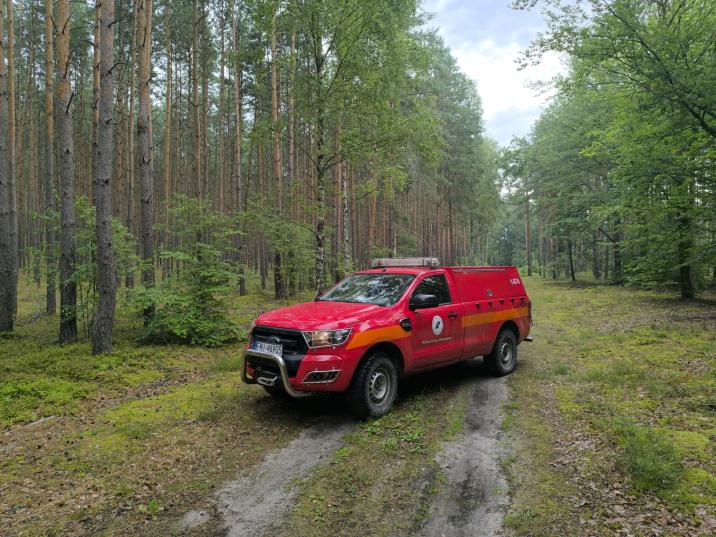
[346,352,398,419]
[485,329,517,376]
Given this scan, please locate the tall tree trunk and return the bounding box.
[44,0,56,315]
[217,2,225,213]
[567,237,576,281]
[524,188,532,276]
[92,0,116,355]
[91,4,100,196]
[138,0,154,317]
[288,31,295,215]
[6,0,16,316]
[591,230,600,280]
[0,1,13,331]
[56,0,77,343]
[342,162,350,277]
[677,202,695,299]
[191,0,201,198]
[232,1,245,295]
[162,14,171,278]
[271,10,283,299]
[126,1,138,288]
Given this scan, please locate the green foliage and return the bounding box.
[131,196,240,346]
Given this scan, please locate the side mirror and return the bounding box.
[409,293,439,310]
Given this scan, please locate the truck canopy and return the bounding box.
[445,266,526,301]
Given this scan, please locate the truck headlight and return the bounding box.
[302,329,352,348]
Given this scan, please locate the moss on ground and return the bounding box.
[504,277,716,536]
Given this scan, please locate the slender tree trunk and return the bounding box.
[126,1,138,288]
[138,0,154,317]
[56,0,77,343]
[271,10,283,299]
[524,188,532,276]
[232,1,245,295]
[567,237,576,281]
[44,0,56,314]
[162,15,172,279]
[591,230,600,280]
[6,0,16,316]
[0,1,13,331]
[342,162,350,277]
[191,0,201,198]
[678,205,695,299]
[91,4,100,196]
[613,218,622,282]
[218,2,225,213]
[92,0,116,355]
[288,31,295,213]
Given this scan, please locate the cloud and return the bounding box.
[422,0,566,145]
[451,40,564,138]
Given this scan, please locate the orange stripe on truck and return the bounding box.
[346,325,409,350]
[461,306,529,328]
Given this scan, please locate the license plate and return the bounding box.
[253,340,283,357]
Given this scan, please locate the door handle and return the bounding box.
[447,312,458,319]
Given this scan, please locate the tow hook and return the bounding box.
[524,336,534,342]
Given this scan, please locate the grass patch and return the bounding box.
[503,276,716,535]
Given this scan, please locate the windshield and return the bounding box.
[320,274,416,307]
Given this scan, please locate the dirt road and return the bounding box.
[177,359,510,537]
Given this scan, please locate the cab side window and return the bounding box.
[413,275,451,305]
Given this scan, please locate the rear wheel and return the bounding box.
[485,329,517,376]
[346,352,398,418]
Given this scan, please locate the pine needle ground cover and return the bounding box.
[504,277,716,536]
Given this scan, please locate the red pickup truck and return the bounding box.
[242,258,532,417]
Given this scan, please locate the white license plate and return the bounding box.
[253,341,283,357]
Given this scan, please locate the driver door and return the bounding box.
[407,274,464,368]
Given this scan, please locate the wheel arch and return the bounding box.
[360,341,405,375]
[500,320,520,341]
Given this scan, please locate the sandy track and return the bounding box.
[179,416,350,536]
[419,372,510,537]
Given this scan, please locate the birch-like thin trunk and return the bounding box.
[92,0,117,355]
[56,0,77,343]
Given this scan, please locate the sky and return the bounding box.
[422,0,565,146]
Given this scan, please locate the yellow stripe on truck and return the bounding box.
[461,306,529,328]
[346,325,410,350]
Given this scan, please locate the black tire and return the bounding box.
[485,329,518,376]
[346,352,398,419]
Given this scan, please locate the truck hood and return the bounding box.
[255,301,386,331]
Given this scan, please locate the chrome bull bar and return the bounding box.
[242,349,312,398]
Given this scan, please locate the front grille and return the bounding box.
[249,326,308,378]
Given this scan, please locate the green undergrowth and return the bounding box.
[504,277,716,535]
[0,276,307,427]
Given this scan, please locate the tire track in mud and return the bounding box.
[419,375,510,537]
[179,416,351,536]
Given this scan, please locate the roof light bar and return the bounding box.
[370,257,441,269]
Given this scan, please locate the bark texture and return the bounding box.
[138,0,155,315]
[44,0,55,315]
[92,0,117,355]
[0,0,13,331]
[56,0,77,343]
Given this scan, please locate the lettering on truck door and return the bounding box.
[407,273,464,367]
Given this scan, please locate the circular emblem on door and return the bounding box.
[432,315,444,336]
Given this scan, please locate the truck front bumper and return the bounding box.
[242,349,313,398]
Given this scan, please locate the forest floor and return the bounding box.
[1,276,714,536]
